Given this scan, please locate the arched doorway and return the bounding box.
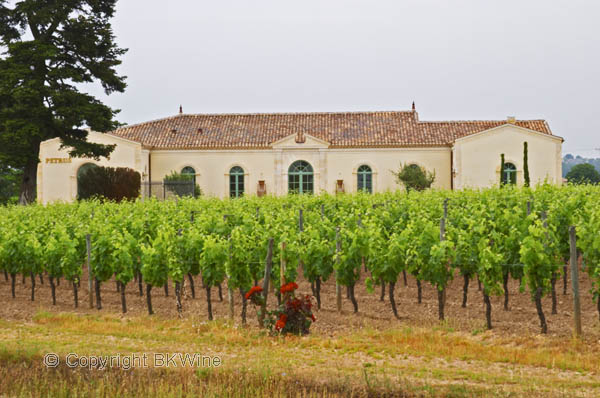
[288,160,313,194]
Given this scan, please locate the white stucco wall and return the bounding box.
[37,132,143,204]
[149,134,451,197]
[452,124,563,189]
[36,125,563,203]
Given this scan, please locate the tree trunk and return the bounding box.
[534,286,547,334]
[477,277,482,291]
[30,272,35,301]
[597,297,600,322]
[116,280,120,292]
[239,288,248,325]
[73,280,79,308]
[402,270,408,287]
[563,264,568,295]
[146,284,154,315]
[164,282,169,297]
[56,276,60,286]
[551,275,557,315]
[503,272,510,311]
[380,279,385,302]
[10,273,16,299]
[175,282,182,315]
[349,283,358,313]
[346,285,350,299]
[3,270,7,281]
[206,286,213,321]
[49,276,56,305]
[95,278,101,310]
[483,292,492,330]
[39,274,43,285]
[417,279,422,304]
[218,283,223,302]
[18,159,38,205]
[22,273,25,284]
[276,291,281,306]
[389,281,399,319]
[315,277,322,310]
[437,287,445,321]
[310,281,316,297]
[120,282,127,313]
[138,272,143,296]
[462,274,469,308]
[188,273,195,299]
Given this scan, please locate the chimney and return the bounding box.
[412,101,416,111]
[507,116,516,124]
[179,105,183,114]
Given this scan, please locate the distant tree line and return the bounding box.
[563,154,600,184]
[563,154,600,176]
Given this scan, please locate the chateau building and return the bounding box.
[37,106,563,203]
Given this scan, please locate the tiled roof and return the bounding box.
[108,111,554,150]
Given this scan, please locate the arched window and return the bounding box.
[181,166,196,185]
[229,166,245,198]
[502,163,517,185]
[77,163,99,199]
[357,165,372,193]
[288,160,314,194]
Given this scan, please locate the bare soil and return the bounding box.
[1,264,599,340]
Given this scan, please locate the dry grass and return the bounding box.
[0,311,599,397]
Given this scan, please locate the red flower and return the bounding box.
[280,282,298,294]
[275,314,288,331]
[245,286,263,300]
[310,314,316,322]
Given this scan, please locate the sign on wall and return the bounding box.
[45,158,72,164]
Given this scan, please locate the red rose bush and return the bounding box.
[248,281,316,335]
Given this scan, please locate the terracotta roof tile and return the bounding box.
[108,111,554,150]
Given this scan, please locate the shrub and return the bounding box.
[246,282,316,335]
[392,163,435,192]
[78,166,141,202]
[163,171,202,197]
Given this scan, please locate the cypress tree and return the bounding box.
[500,154,505,186]
[524,142,530,187]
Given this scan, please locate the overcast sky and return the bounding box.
[85,0,599,156]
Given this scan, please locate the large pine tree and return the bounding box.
[0,1,126,204]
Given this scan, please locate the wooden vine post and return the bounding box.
[439,208,446,321]
[336,227,342,313]
[298,209,305,278]
[259,238,274,328]
[86,234,93,309]
[569,226,582,338]
[227,237,234,321]
[280,241,287,286]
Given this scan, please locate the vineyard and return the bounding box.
[1,185,600,336]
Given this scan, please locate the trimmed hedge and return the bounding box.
[78,166,141,202]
